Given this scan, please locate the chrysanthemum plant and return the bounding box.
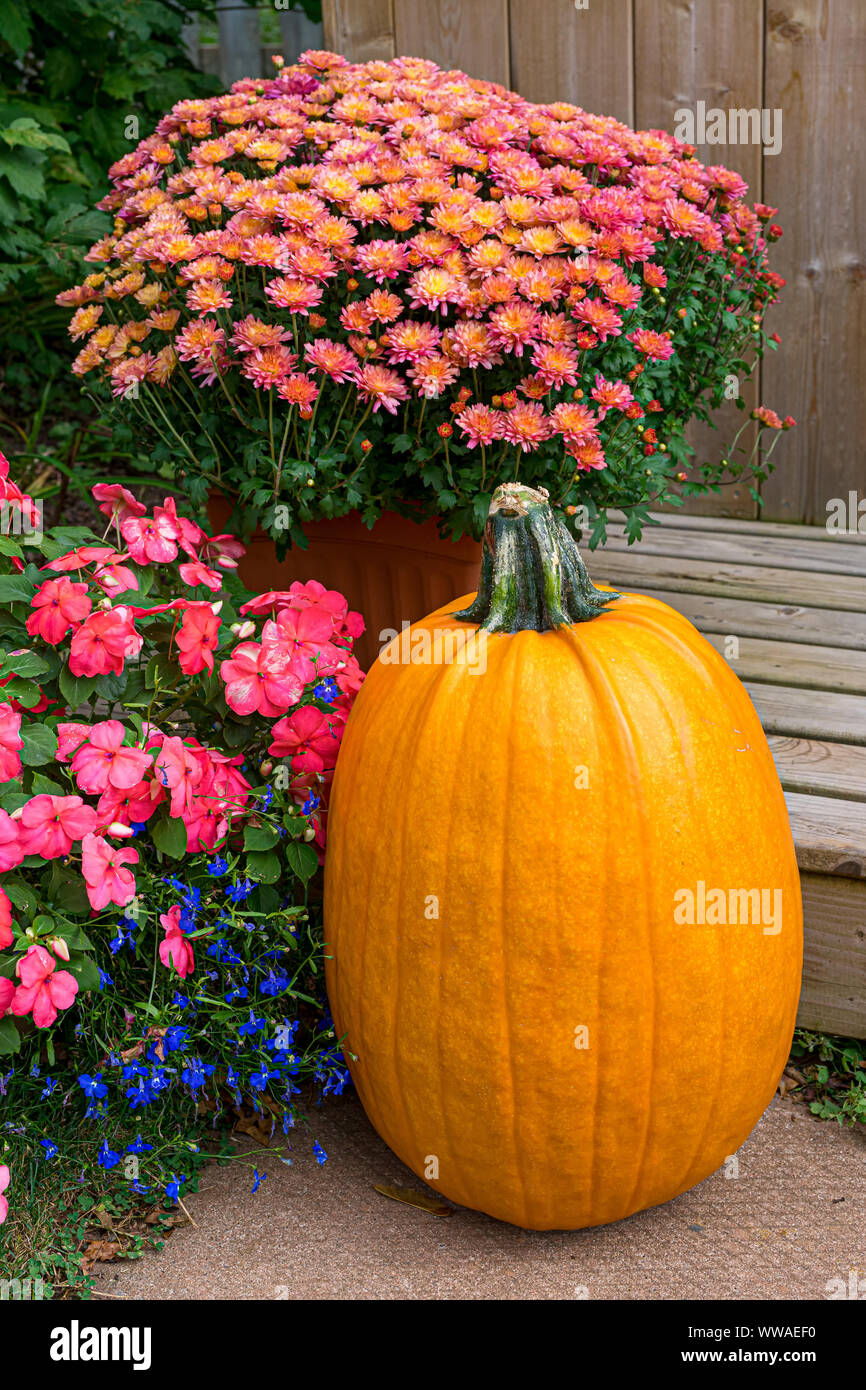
[58,51,793,549]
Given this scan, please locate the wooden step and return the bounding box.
[630,589,866,651]
[597,511,866,1036]
[592,550,866,611]
[602,523,866,576]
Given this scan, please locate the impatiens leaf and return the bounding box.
[0,575,34,603]
[19,722,58,766]
[58,668,97,707]
[0,1016,22,1057]
[63,952,101,993]
[0,649,49,679]
[151,814,187,861]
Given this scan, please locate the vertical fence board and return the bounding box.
[634,0,764,517]
[278,10,325,66]
[215,0,262,87]
[760,1,866,525]
[322,0,396,62]
[393,0,510,86]
[508,0,633,127]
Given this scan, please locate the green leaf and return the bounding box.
[0,150,44,202]
[244,823,279,852]
[0,786,28,812]
[4,879,36,917]
[0,118,69,153]
[246,850,282,884]
[151,814,187,860]
[52,921,94,951]
[0,676,39,707]
[64,952,101,993]
[59,667,97,708]
[30,771,64,794]
[0,573,34,603]
[19,721,58,766]
[0,0,32,58]
[51,875,91,918]
[0,648,48,679]
[0,1016,21,1056]
[284,841,319,885]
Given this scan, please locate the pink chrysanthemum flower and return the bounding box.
[628,328,675,360]
[501,401,552,452]
[456,404,504,448]
[353,364,408,415]
[304,338,357,382]
[407,356,460,399]
[264,276,323,315]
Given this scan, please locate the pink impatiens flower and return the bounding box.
[153,735,202,817]
[178,559,222,591]
[220,641,305,717]
[175,602,221,675]
[120,512,179,564]
[26,577,92,645]
[269,705,341,773]
[0,702,22,781]
[69,606,142,678]
[159,905,195,979]
[0,1163,9,1226]
[81,832,138,910]
[55,722,91,762]
[0,883,13,949]
[0,808,22,872]
[10,943,79,1029]
[18,794,98,859]
[92,483,146,523]
[71,720,153,794]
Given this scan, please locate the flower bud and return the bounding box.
[50,936,70,962]
[231,619,256,639]
[217,556,238,569]
[108,821,135,838]
[303,824,316,842]
[210,600,223,615]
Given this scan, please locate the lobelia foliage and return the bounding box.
[58,49,793,548]
[0,449,363,1255]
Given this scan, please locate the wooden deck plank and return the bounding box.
[785,792,866,877]
[770,737,866,803]
[746,683,866,747]
[704,634,866,695]
[592,552,866,611]
[624,589,866,652]
[607,509,866,544]
[602,525,866,577]
[797,873,866,1037]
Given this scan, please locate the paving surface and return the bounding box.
[92,1093,866,1301]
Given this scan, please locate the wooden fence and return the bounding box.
[318,0,865,527]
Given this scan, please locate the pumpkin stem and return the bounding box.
[453,483,620,634]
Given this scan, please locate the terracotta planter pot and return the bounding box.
[208,496,482,670]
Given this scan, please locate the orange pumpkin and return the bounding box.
[324,483,802,1230]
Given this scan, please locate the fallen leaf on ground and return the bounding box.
[82,1240,123,1268]
[374,1184,454,1217]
